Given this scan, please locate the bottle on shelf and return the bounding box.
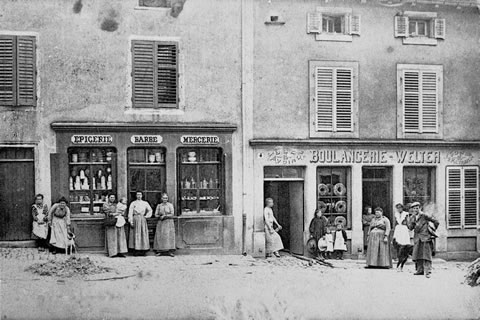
[209,178,214,189]
[92,177,96,190]
[215,178,219,188]
[100,176,106,190]
[202,178,208,189]
[75,176,81,190]
[82,177,89,190]
[191,177,196,189]
[80,169,85,180]
[69,177,74,190]
[107,174,112,190]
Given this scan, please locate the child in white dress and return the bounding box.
[325,229,334,259]
[333,224,347,260]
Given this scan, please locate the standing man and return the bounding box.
[407,202,439,278]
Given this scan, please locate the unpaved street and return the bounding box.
[1,248,479,320]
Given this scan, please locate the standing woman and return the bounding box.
[264,198,283,258]
[48,197,71,254]
[393,203,411,251]
[128,191,153,256]
[31,194,49,251]
[102,193,128,258]
[153,193,176,257]
[362,206,375,251]
[365,207,392,268]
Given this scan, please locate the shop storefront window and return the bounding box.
[403,167,435,206]
[128,148,166,209]
[317,167,351,229]
[68,147,116,214]
[178,148,223,215]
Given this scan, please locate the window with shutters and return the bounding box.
[0,35,36,107]
[131,40,179,109]
[307,7,360,42]
[397,64,443,139]
[447,166,479,229]
[309,61,359,138]
[394,12,445,46]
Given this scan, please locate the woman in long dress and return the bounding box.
[153,193,176,257]
[128,191,152,255]
[48,197,71,254]
[103,194,128,258]
[31,194,49,251]
[366,207,392,268]
[264,198,283,258]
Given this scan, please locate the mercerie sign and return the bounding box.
[181,135,220,145]
[71,135,113,144]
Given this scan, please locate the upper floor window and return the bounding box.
[394,12,445,46]
[307,7,360,42]
[0,35,36,107]
[131,40,179,108]
[396,64,443,139]
[309,61,359,138]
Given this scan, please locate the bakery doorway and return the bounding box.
[263,167,305,255]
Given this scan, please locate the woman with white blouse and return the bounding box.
[128,191,152,256]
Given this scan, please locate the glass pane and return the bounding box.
[146,169,164,191]
[129,169,145,191]
[199,189,221,213]
[317,167,349,229]
[403,167,434,206]
[128,149,145,163]
[334,16,343,33]
[409,21,416,35]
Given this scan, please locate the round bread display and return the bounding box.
[318,183,329,196]
[327,184,333,195]
[317,201,327,211]
[335,200,347,213]
[334,183,346,196]
[334,216,347,227]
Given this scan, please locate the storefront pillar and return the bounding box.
[304,165,318,244]
[392,165,404,210]
[436,165,448,253]
[351,165,363,256]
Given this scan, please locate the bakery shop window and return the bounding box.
[177,148,224,215]
[68,148,117,215]
[403,167,435,207]
[317,167,351,229]
[128,148,166,209]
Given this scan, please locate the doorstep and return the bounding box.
[0,240,36,248]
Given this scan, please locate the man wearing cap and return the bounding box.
[407,202,439,278]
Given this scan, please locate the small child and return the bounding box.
[317,236,328,259]
[333,223,347,260]
[115,197,127,227]
[325,229,334,259]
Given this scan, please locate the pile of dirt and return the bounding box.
[25,256,113,278]
[465,258,480,287]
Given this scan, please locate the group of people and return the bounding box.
[264,198,440,278]
[31,191,177,258]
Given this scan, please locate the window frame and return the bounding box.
[308,7,360,42]
[446,166,479,230]
[0,34,37,108]
[396,64,443,139]
[309,60,359,139]
[403,166,436,206]
[394,11,445,46]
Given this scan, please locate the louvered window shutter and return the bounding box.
[156,42,178,107]
[463,167,479,228]
[0,36,16,106]
[16,36,36,106]
[447,167,462,228]
[307,12,322,34]
[350,15,361,35]
[433,18,446,39]
[394,15,408,37]
[132,40,156,108]
[402,69,439,134]
[314,67,353,132]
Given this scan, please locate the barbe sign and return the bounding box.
[130,135,163,144]
[71,135,113,144]
[181,135,220,145]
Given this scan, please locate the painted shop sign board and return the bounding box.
[71,135,113,144]
[181,135,220,145]
[261,148,477,166]
[130,135,163,144]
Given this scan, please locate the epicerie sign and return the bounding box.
[181,135,220,145]
[71,135,113,144]
[130,135,163,144]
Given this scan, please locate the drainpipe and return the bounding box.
[241,0,254,255]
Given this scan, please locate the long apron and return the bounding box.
[49,216,68,249]
[153,218,176,251]
[106,225,128,257]
[265,228,284,254]
[128,214,150,250]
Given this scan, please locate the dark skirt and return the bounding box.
[412,240,434,262]
[366,229,392,268]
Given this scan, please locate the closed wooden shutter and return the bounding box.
[349,15,361,35]
[132,40,178,108]
[307,12,322,34]
[447,167,479,229]
[0,36,16,106]
[401,69,440,134]
[314,67,353,132]
[394,15,408,37]
[433,18,446,39]
[16,36,36,106]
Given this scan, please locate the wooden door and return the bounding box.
[0,156,35,240]
[289,182,304,255]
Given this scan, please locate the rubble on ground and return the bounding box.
[25,256,113,278]
[465,258,480,287]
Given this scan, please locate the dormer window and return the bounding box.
[395,11,445,46]
[307,7,360,42]
[322,15,344,34]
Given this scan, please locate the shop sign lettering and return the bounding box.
[267,149,306,165]
[130,135,163,144]
[71,135,113,144]
[309,150,440,164]
[181,135,219,145]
